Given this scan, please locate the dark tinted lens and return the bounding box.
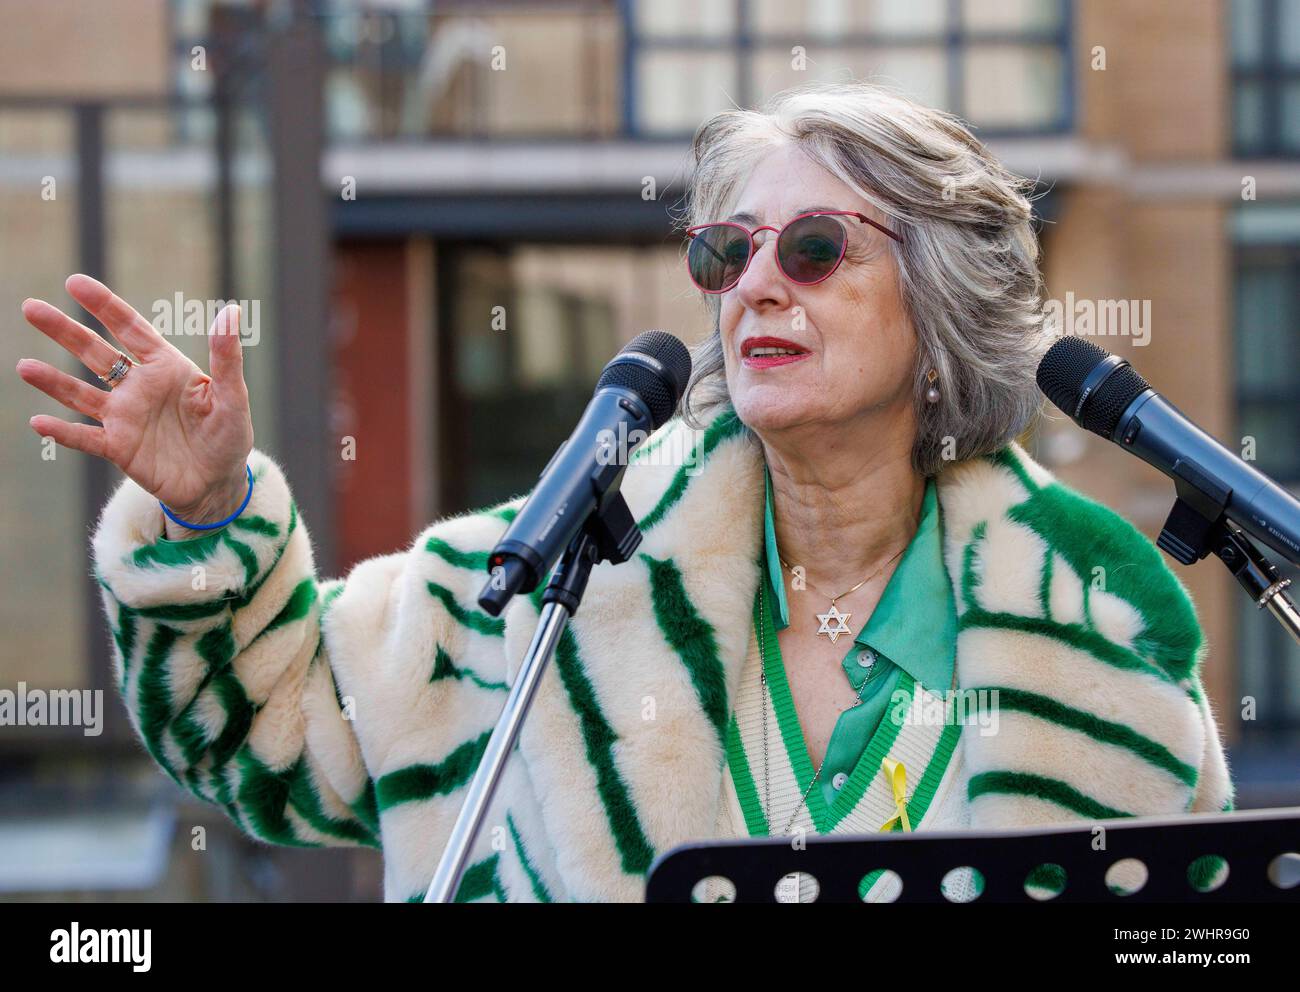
[777,214,847,284]
[688,225,751,292]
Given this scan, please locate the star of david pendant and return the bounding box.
[815,603,853,643]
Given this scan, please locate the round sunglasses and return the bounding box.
[685,210,903,295]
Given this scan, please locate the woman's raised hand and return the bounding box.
[17,274,255,526]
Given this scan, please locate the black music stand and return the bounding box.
[645,808,1300,903]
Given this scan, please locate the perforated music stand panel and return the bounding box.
[645,808,1300,903]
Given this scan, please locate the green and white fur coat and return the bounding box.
[91,407,1233,902]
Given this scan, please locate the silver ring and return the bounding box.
[98,353,133,387]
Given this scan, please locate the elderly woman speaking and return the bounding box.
[18,82,1231,903]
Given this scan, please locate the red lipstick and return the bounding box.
[741,336,812,369]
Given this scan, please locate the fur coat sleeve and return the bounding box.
[91,451,386,849]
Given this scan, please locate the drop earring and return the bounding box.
[925,368,940,404]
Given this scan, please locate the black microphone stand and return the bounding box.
[1157,457,1300,645]
[423,491,642,902]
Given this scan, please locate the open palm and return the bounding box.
[17,274,254,523]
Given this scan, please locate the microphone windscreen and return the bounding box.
[1036,336,1150,437]
[597,330,692,429]
[1036,335,1108,413]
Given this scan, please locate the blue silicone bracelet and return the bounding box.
[160,464,254,531]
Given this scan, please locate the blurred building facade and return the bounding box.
[0,0,1296,900]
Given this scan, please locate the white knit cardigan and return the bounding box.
[90,408,1234,902]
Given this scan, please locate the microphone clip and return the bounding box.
[478,489,642,618]
[539,491,642,617]
[1157,457,1232,566]
[1156,457,1300,646]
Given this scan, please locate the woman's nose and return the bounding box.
[733,231,791,310]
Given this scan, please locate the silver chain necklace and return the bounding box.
[758,584,871,837]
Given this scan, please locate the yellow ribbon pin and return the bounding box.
[878,757,911,833]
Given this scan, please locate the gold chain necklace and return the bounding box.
[778,545,907,643]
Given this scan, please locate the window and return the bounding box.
[317,1,621,140]
[1231,0,1300,157]
[627,0,1072,137]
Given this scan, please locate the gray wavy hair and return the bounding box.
[679,81,1050,476]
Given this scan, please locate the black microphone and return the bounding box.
[477,330,692,616]
[1037,336,1300,566]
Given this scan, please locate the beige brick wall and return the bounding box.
[1075,0,1228,161]
[0,185,86,689]
[0,0,170,99]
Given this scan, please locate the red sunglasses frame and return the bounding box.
[685,210,904,295]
